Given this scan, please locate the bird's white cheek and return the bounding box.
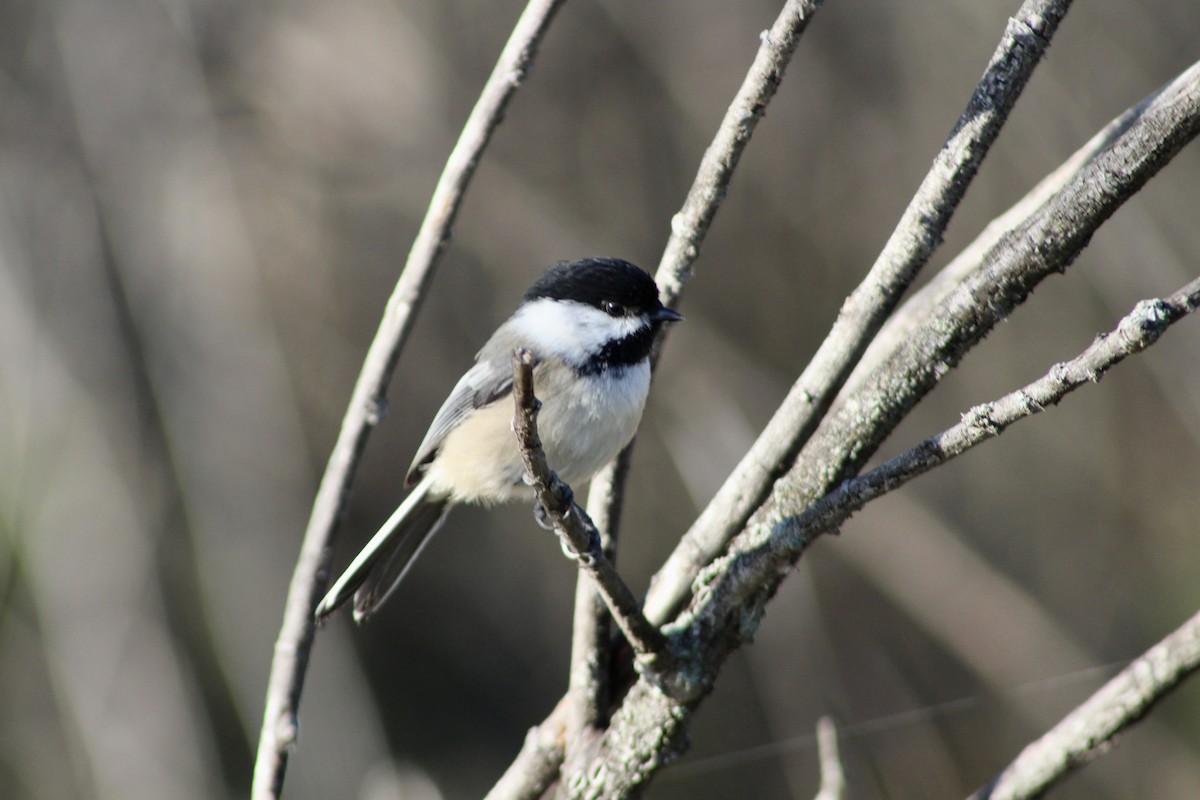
[509,299,641,362]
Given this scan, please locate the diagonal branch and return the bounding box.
[252,2,570,796]
[567,58,1200,799]
[681,59,1200,665]
[779,275,1200,549]
[484,698,572,800]
[511,349,670,667]
[652,0,825,308]
[968,606,1200,800]
[568,0,826,765]
[644,0,1075,624]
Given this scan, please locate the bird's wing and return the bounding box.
[404,357,514,486]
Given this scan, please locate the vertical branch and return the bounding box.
[813,717,845,800]
[562,0,824,781]
[252,2,570,796]
[565,449,632,760]
[511,350,669,666]
[572,0,824,706]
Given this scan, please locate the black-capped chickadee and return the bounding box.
[316,257,681,622]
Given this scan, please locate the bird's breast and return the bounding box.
[425,359,651,504]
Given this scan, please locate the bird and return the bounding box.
[315,257,682,623]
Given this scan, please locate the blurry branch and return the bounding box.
[838,496,1200,794]
[558,59,1200,797]
[511,350,669,667]
[969,608,1200,800]
[252,1,569,796]
[643,0,1073,625]
[485,698,571,800]
[0,252,222,799]
[569,0,824,772]
[813,717,845,800]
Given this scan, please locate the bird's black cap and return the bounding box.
[523,257,665,317]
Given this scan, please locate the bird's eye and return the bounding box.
[601,300,624,317]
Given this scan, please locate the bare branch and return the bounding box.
[969,608,1200,800]
[780,276,1200,547]
[567,59,1200,798]
[484,699,571,800]
[644,0,1075,624]
[752,59,1200,551]
[564,0,826,779]
[813,716,845,800]
[571,0,825,728]
[653,0,824,306]
[666,223,1200,760]
[510,350,670,667]
[853,56,1181,389]
[252,2,569,796]
[564,450,632,770]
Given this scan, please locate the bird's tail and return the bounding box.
[315,476,450,623]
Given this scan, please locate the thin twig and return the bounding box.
[813,716,845,800]
[653,0,824,307]
[510,349,670,668]
[252,2,569,796]
[968,607,1200,800]
[644,0,1075,625]
[778,276,1200,549]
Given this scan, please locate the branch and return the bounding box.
[484,698,571,800]
[698,271,1200,652]
[564,450,632,767]
[653,0,824,307]
[510,349,670,667]
[813,716,845,800]
[578,0,826,647]
[567,59,1200,798]
[252,2,569,796]
[779,275,1200,548]
[566,0,824,775]
[748,57,1200,558]
[968,608,1200,800]
[643,0,1074,624]
[852,58,1175,390]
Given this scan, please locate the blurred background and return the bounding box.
[2,0,1200,798]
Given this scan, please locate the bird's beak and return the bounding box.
[653,306,684,323]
